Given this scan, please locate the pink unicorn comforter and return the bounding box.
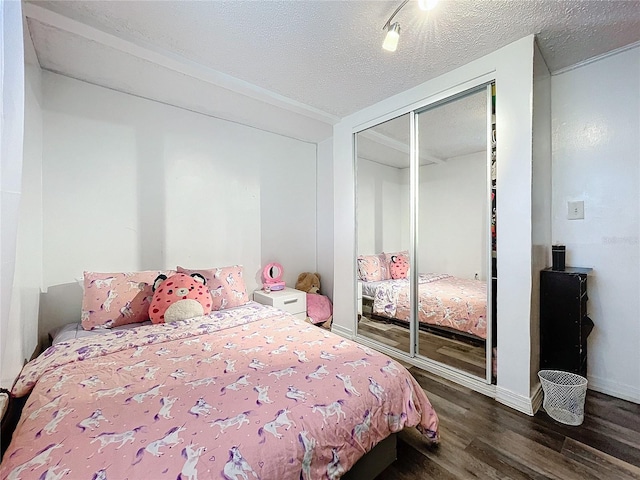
[1,302,438,480]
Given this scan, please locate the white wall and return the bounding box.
[0,1,25,387]
[551,45,640,403]
[4,59,44,386]
[530,43,551,390]
[39,72,317,336]
[358,153,487,280]
[317,138,334,299]
[259,136,316,289]
[356,158,404,255]
[418,153,488,280]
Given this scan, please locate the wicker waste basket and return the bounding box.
[538,370,588,426]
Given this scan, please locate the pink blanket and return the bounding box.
[1,302,438,480]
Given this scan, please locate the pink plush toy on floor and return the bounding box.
[295,272,333,325]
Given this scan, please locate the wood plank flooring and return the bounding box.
[375,367,640,479]
[358,315,486,377]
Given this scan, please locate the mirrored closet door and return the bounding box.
[355,85,495,384]
[355,113,411,356]
[414,87,491,380]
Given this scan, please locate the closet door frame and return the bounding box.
[409,110,418,359]
[484,82,494,385]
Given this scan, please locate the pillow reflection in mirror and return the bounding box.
[357,254,390,282]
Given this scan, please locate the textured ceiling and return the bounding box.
[357,88,487,168]
[25,0,640,141]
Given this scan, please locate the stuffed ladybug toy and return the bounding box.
[389,254,409,279]
[149,272,212,324]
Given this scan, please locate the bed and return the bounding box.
[0,302,439,480]
[363,273,487,342]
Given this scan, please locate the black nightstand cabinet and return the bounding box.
[540,267,594,377]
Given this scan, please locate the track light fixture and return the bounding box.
[382,22,401,52]
[382,0,438,52]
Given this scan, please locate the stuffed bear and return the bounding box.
[295,272,321,294]
[149,272,212,324]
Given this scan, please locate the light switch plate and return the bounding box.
[568,201,584,220]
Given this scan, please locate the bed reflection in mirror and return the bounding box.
[355,87,491,381]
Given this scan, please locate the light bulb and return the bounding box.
[418,0,438,11]
[382,23,401,52]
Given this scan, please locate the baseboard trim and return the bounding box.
[330,323,353,340]
[587,374,640,404]
[495,386,537,416]
[531,382,543,414]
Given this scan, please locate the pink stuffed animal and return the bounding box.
[389,254,409,279]
[149,273,212,324]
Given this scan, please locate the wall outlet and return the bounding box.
[568,200,584,220]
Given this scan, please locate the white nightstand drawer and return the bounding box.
[253,287,307,316]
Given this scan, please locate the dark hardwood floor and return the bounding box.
[358,315,486,378]
[376,367,640,479]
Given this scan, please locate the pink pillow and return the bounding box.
[306,293,333,324]
[177,265,250,311]
[357,254,390,282]
[81,270,175,331]
[388,254,410,279]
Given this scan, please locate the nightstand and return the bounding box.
[253,287,307,320]
[357,281,363,316]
